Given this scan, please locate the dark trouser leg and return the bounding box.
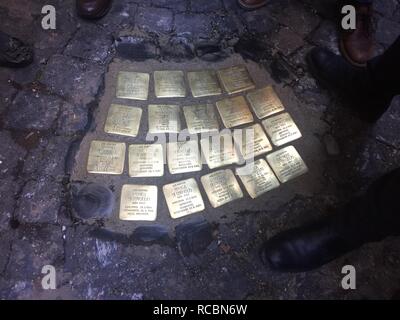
[368,36,400,99]
[261,168,400,272]
[333,168,400,247]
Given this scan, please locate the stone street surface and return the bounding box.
[1,0,400,299]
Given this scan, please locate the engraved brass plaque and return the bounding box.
[167,140,202,174]
[247,86,285,119]
[237,159,280,199]
[128,144,164,177]
[148,104,181,134]
[187,70,222,98]
[262,112,302,147]
[200,133,239,169]
[266,146,308,183]
[233,123,272,160]
[217,65,255,94]
[119,184,158,221]
[104,104,142,137]
[201,169,243,208]
[116,71,149,101]
[87,140,126,175]
[154,70,186,98]
[163,178,205,219]
[183,104,219,134]
[216,96,254,128]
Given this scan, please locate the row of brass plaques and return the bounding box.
[108,86,291,137]
[116,66,255,100]
[89,115,300,176]
[118,145,308,221]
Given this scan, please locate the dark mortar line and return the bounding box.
[0,241,13,277]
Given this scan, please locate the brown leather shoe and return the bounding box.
[340,3,374,67]
[238,0,268,10]
[76,0,112,20]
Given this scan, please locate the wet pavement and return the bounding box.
[1,0,400,300]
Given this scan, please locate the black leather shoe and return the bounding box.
[307,47,393,123]
[260,218,360,273]
[0,32,33,68]
[76,0,112,20]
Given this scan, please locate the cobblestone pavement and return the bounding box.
[1,0,400,299]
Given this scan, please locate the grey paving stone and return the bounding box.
[64,24,114,64]
[152,0,187,12]
[0,131,26,179]
[243,8,279,34]
[15,177,63,224]
[376,18,400,47]
[56,103,88,136]
[3,225,64,281]
[174,13,214,38]
[136,7,174,33]
[190,0,223,13]
[6,91,62,131]
[271,26,305,56]
[40,55,105,105]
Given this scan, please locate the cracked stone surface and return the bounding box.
[1,0,400,300]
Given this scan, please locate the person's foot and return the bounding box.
[260,218,360,273]
[0,32,33,68]
[307,47,392,122]
[76,0,112,20]
[340,3,374,66]
[238,0,268,10]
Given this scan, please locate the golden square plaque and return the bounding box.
[217,65,255,94]
[87,140,126,175]
[237,159,280,199]
[116,71,149,101]
[183,104,219,134]
[233,123,272,160]
[119,184,158,221]
[247,86,285,119]
[200,133,239,169]
[167,140,202,174]
[154,70,186,98]
[163,178,205,219]
[128,144,164,177]
[262,112,302,147]
[148,104,181,134]
[104,104,142,137]
[201,169,243,208]
[216,96,254,128]
[266,146,308,183]
[187,70,222,98]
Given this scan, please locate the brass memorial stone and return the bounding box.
[119,184,158,221]
[128,144,164,177]
[187,70,222,98]
[266,146,308,183]
[262,112,302,147]
[154,70,186,98]
[200,133,239,169]
[183,104,219,134]
[167,140,202,174]
[217,65,255,94]
[163,178,205,219]
[237,159,280,199]
[116,71,149,101]
[87,140,126,175]
[216,96,254,128]
[233,123,272,160]
[246,86,285,119]
[201,169,243,208]
[148,104,181,134]
[104,104,142,137]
